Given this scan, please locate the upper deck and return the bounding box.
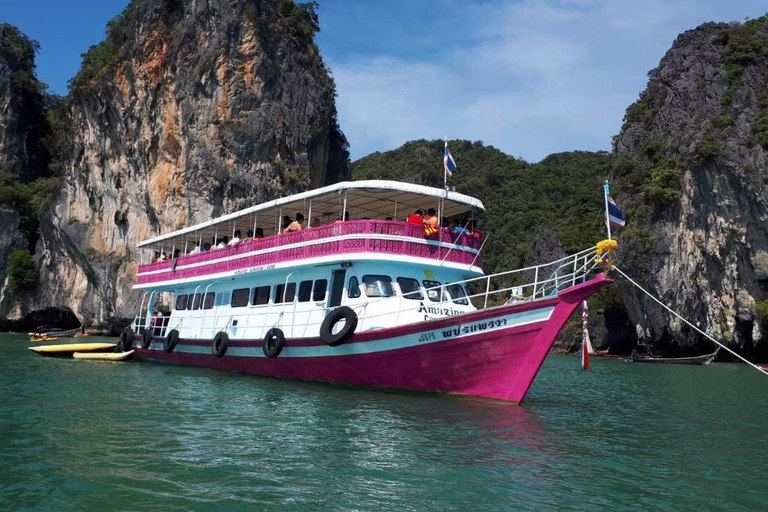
[135,180,486,288]
[136,220,484,287]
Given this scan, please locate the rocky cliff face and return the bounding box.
[614,17,768,356]
[0,24,49,183]
[5,0,349,330]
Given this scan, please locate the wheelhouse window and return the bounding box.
[423,280,443,302]
[232,288,250,308]
[363,275,394,297]
[274,282,296,303]
[445,284,469,305]
[175,294,188,310]
[298,280,313,302]
[347,276,361,298]
[203,292,216,310]
[188,293,202,310]
[397,277,423,300]
[251,286,270,306]
[313,279,328,301]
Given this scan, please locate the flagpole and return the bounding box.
[443,137,448,191]
[603,180,612,240]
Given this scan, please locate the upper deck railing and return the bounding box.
[136,220,484,286]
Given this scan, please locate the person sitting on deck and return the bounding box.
[254,227,264,239]
[217,237,229,249]
[152,251,160,263]
[283,213,304,233]
[449,220,468,236]
[246,229,254,240]
[407,210,424,225]
[228,230,242,246]
[202,243,211,253]
[189,245,201,255]
[281,216,292,232]
[335,211,350,223]
[160,252,169,261]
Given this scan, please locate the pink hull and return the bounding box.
[134,274,609,403]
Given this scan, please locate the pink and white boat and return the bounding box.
[127,180,611,403]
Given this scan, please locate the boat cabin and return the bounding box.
[132,180,486,341]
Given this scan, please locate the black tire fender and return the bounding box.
[141,328,154,350]
[118,327,135,352]
[320,306,358,346]
[164,329,180,353]
[212,331,229,358]
[263,328,285,358]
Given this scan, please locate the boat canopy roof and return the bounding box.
[138,180,485,250]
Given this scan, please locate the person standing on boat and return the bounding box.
[283,213,304,233]
[407,210,424,224]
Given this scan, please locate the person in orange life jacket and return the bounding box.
[407,210,424,225]
[423,208,439,236]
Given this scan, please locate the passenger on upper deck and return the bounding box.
[189,245,201,255]
[152,251,160,263]
[214,237,228,249]
[254,227,264,239]
[335,211,350,223]
[282,216,292,231]
[407,210,424,225]
[228,230,242,246]
[283,213,304,233]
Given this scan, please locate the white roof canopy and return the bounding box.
[138,180,485,250]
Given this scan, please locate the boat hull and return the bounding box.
[134,274,609,403]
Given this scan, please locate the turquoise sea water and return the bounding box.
[1,332,767,511]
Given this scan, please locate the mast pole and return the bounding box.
[604,180,612,240]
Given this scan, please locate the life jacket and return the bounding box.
[423,215,439,236]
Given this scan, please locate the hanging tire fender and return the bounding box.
[320,306,358,346]
[141,328,154,350]
[164,329,180,353]
[212,331,229,358]
[263,328,285,358]
[119,327,135,352]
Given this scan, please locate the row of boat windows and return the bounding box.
[173,275,469,310]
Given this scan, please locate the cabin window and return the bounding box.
[274,282,296,303]
[215,293,230,307]
[203,292,216,310]
[188,293,203,310]
[313,279,328,301]
[175,294,188,310]
[347,276,361,298]
[363,275,394,297]
[298,280,313,302]
[423,280,443,302]
[397,278,423,300]
[445,284,469,305]
[252,286,270,306]
[232,288,250,308]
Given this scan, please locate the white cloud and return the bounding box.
[326,0,768,161]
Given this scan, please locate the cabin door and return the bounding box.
[329,269,346,308]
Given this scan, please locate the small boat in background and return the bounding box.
[29,336,58,342]
[627,347,719,365]
[74,332,91,338]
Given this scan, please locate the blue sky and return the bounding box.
[3,0,767,162]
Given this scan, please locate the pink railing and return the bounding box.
[137,221,483,285]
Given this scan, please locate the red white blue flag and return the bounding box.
[444,140,456,177]
[607,195,626,230]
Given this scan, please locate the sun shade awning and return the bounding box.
[137,180,485,250]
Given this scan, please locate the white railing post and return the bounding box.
[533,267,539,298]
[483,275,491,309]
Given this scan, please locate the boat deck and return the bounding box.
[137,220,484,286]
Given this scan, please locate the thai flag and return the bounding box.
[607,196,626,229]
[444,141,456,177]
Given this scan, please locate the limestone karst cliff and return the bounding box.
[614,16,768,357]
[1,0,349,330]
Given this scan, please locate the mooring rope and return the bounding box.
[613,265,768,376]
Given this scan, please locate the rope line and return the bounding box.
[613,265,768,377]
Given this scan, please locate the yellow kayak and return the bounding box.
[29,337,58,342]
[73,350,134,361]
[29,343,116,356]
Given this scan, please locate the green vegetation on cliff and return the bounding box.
[7,249,37,289]
[352,140,609,275]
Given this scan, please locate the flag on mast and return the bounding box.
[581,299,590,370]
[607,196,626,230]
[444,139,456,177]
